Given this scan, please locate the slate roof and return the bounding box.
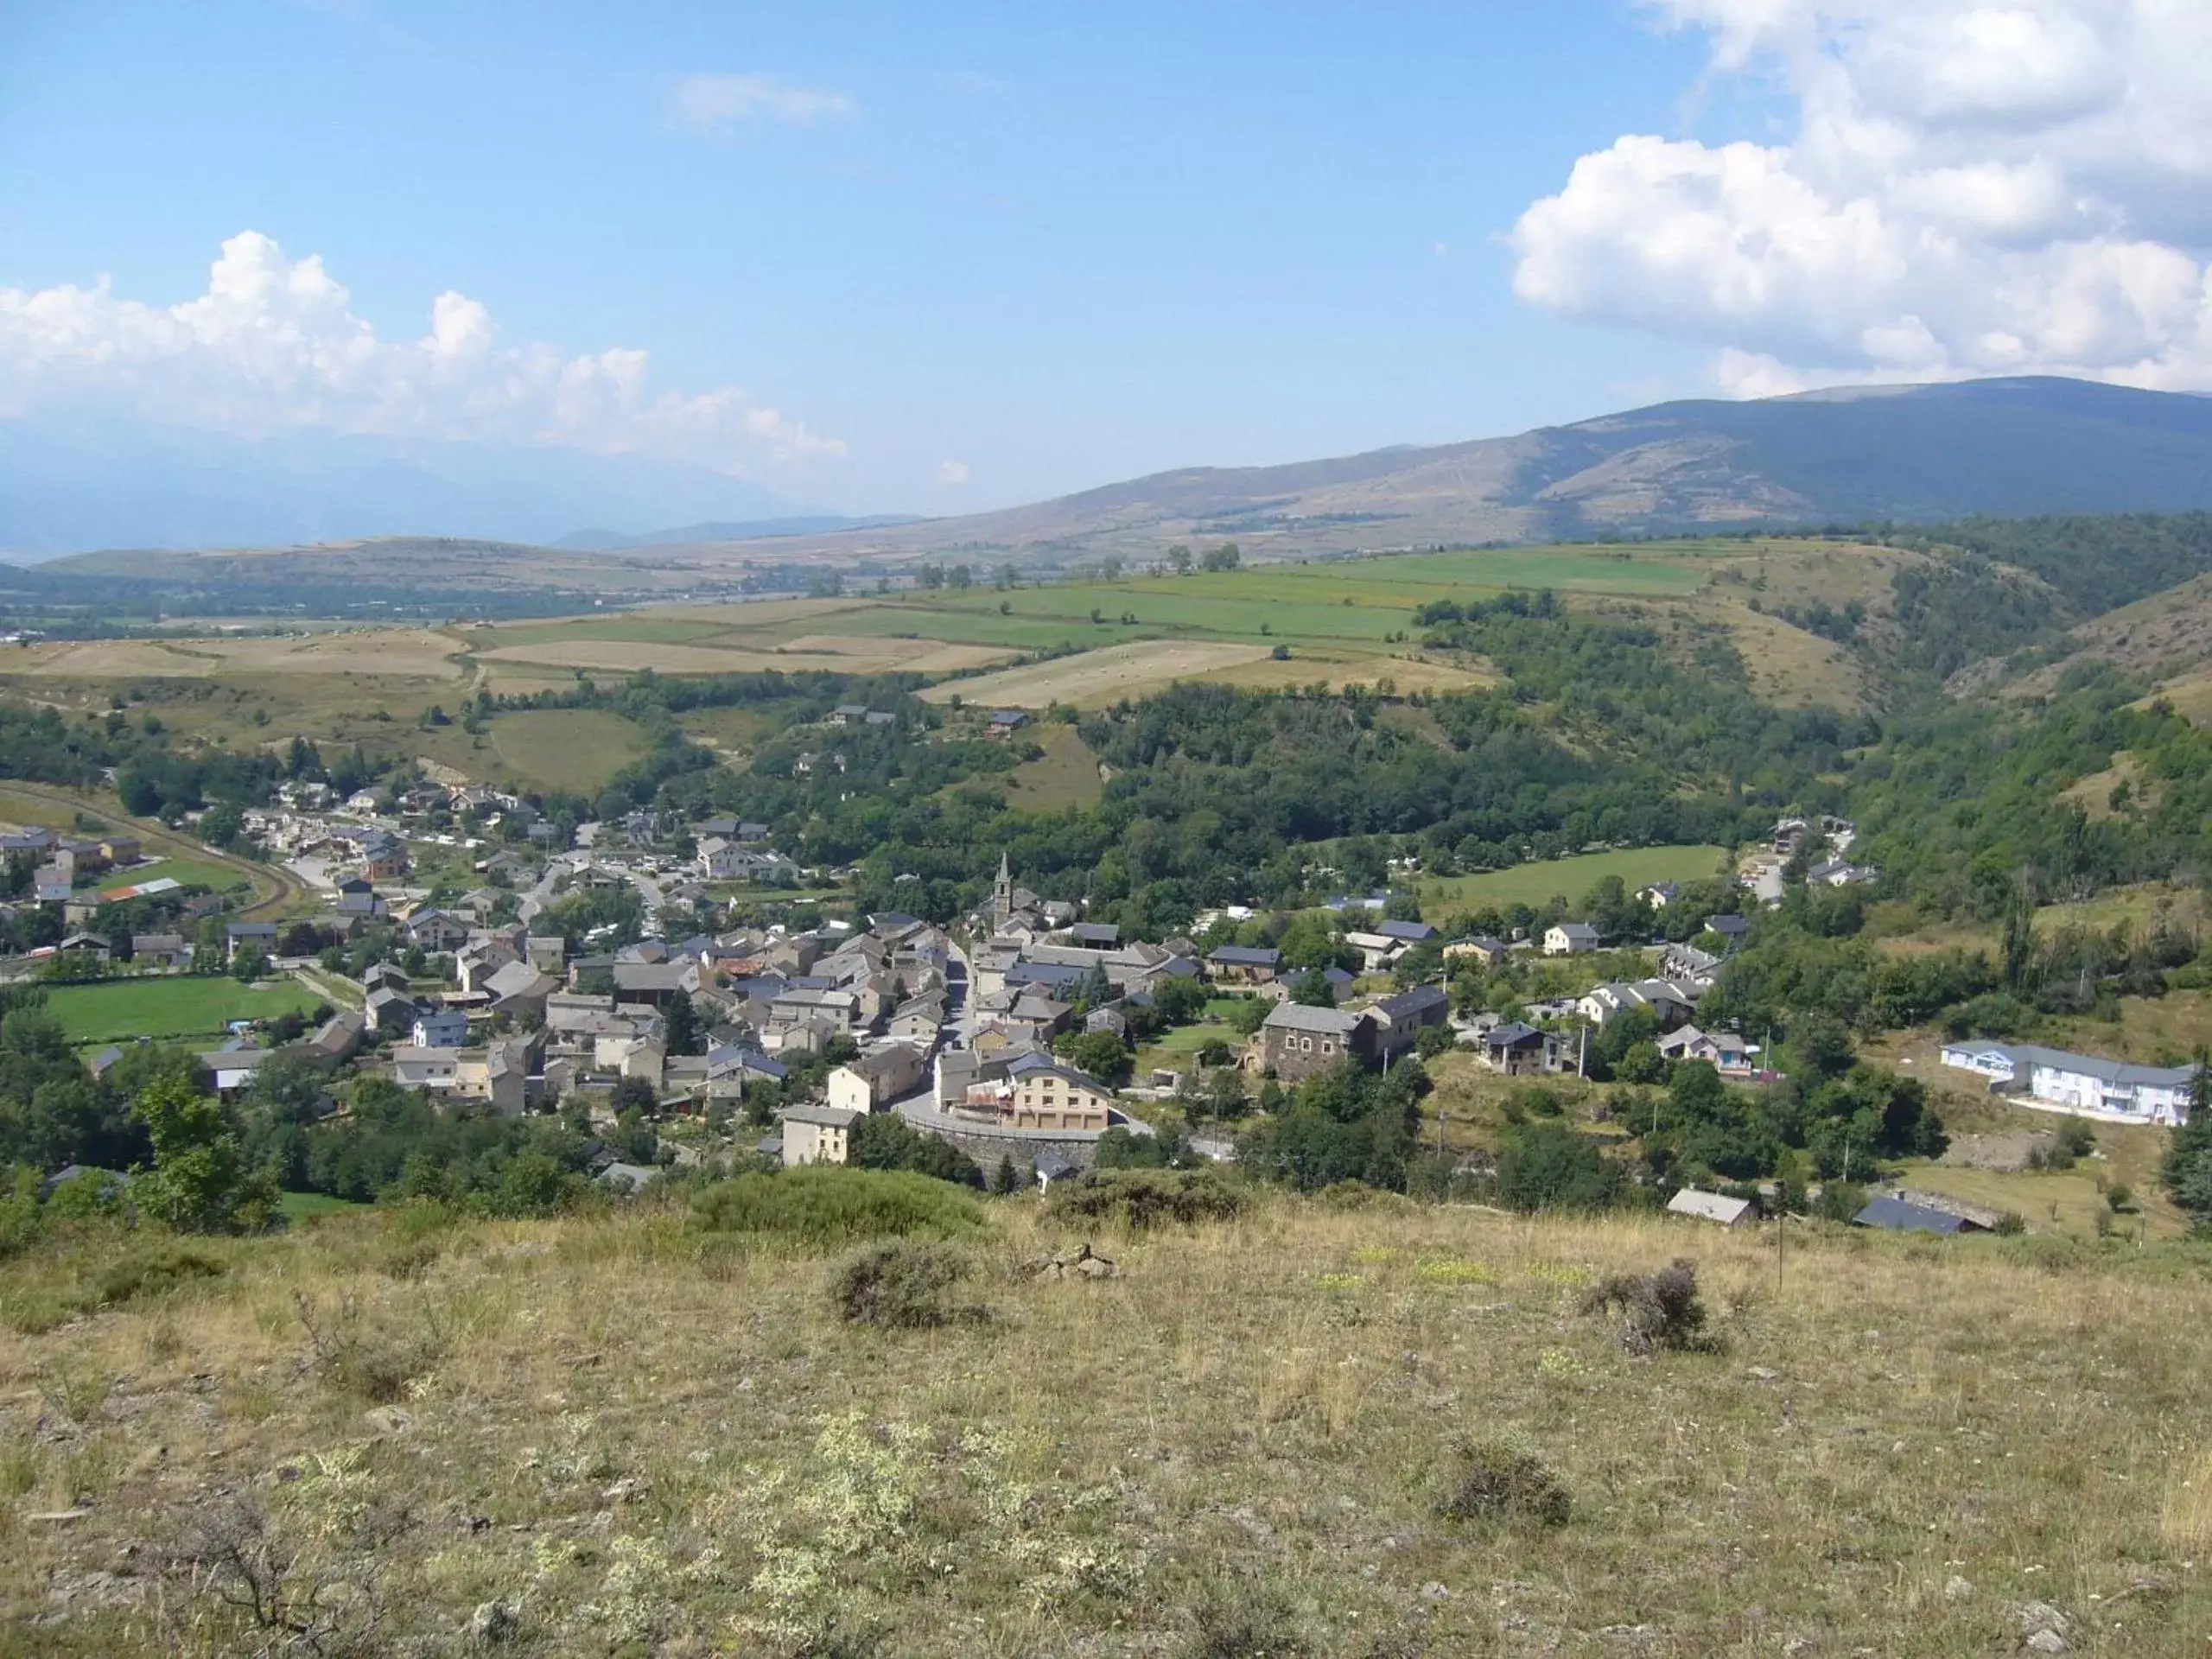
[1373,984,1448,1021]
[1854,1194,1974,1235]
[1208,944,1281,967]
[1262,1003,1363,1036]
[1483,1020,1547,1049]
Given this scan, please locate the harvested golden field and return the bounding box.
[919,639,1279,708]
[3,1192,2209,1655]
[8,631,464,680]
[476,634,1014,678]
[1209,649,1496,696]
[1701,599,1865,710]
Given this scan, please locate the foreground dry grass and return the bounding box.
[4,1198,2211,1655]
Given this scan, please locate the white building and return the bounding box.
[780,1103,862,1166]
[1940,1040,2197,1125]
[1543,923,1599,957]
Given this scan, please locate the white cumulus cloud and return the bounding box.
[0,231,844,468]
[1510,0,2212,393]
[666,73,855,135]
[936,460,971,486]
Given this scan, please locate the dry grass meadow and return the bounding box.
[4,1192,2210,1656]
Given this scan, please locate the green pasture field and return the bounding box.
[109,856,251,894]
[47,976,325,1046]
[1416,844,1730,911]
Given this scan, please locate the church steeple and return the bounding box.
[992,850,1013,920]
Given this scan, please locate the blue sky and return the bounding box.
[4,0,2203,519]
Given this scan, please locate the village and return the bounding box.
[7,778,2190,1226]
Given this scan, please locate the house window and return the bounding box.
[1320,1041,1333,1056]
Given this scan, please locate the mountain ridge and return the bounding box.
[632,376,2212,568]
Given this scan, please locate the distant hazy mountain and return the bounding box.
[0,420,805,558]
[14,376,2211,570]
[556,515,924,552]
[727,377,2212,568]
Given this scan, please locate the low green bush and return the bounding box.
[1045,1167,1246,1230]
[693,1166,987,1249]
[93,1247,225,1310]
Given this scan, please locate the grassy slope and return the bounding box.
[484,709,644,795]
[1003,722,1106,810]
[3,1198,2209,1653]
[45,977,323,1046]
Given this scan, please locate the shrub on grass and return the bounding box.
[1580,1258,1721,1355]
[294,1292,447,1403]
[94,1246,225,1310]
[1045,1167,1245,1230]
[1434,1433,1572,1529]
[693,1166,986,1249]
[830,1241,990,1330]
[1183,1578,1310,1658]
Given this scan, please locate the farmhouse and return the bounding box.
[1254,1003,1370,1084]
[405,910,473,952]
[1207,944,1282,984]
[1656,1025,1756,1077]
[1938,1040,2198,1125]
[1543,923,1599,957]
[1442,934,1510,967]
[1343,931,1408,973]
[1364,983,1450,1061]
[779,1103,861,1167]
[1479,1020,1571,1077]
[825,1044,929,1115]
[131,932,192,969]
[226,921,278,963]
[1577,978,1698,1029]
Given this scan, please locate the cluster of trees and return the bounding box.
[1236,1056,1433,1192]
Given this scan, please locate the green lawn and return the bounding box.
[278,1191,372,1222]
[106,855,251,894]
[1132,1014,1249,1078]
[1416,845,1730,911]
[48,976,325,1046]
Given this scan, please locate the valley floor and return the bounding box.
[4,1196,2209,1655]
